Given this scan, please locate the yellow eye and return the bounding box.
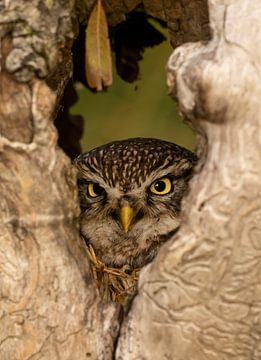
[150,178,172,195]
[87,182,104,198]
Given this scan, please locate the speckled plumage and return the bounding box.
[74,138,197,268]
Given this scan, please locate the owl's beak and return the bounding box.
[119,206,134,233]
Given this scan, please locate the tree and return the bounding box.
[0,0,260,359]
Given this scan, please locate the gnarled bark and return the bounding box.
[116,1,261,359]
[1,0,260,359]
[0,1,119,359]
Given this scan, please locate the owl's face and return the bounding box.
[74,138,196,268]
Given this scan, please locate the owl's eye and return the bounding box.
[150,177,172,195]
[87,182,104,198]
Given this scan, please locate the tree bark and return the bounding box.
[116,1,261,359]
[0,1,119,359]
[1,0,260,359]
[103,0,210,47]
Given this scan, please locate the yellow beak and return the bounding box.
[119,206,134,233]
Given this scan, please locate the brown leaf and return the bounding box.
[85,0,113,91]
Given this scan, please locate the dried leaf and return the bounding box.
[85,0,113,91]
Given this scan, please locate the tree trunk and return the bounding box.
[116,1,261,359]
[1,0,260,359]
[0,2,119,359]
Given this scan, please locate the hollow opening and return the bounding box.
[55,11,198,159]
[72,17,195,152]
[55,6,210,305]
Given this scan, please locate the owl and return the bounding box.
[74,138,197,269]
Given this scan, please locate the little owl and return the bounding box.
[74,138,196,268]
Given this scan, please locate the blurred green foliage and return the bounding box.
[70,31,195,152]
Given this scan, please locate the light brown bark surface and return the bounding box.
[116,1,261,359]
[0,0,210,356]
[1,0,260,359]
[0,1,119,359]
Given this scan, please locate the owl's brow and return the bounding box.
[78,170,112,190]
[143,160,191,185]
[75,157,100,178]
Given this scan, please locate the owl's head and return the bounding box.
[74,138,197,268]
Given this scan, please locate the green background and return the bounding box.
[71,30,195,152]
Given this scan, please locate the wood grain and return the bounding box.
[116,1,261,358]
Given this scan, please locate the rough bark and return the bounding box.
[0,1,119,359]
[1,0,260,359]
[103,0,210,47]
[116,1,261,359]
[0,0,210,357]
